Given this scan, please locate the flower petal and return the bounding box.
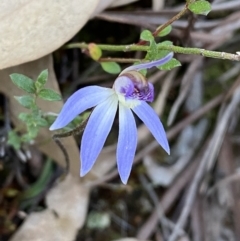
[49,86,114,130]
[80,95,118,176]
[117,104,137,184]
[121,52,173,74]
[132,102,170,154]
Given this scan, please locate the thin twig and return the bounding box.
[137,0,194,45]
[167,58,202,126]
[152,3,189,37]
[139,174,186,239]
[52,115,90,174]
[52,138,70,174]
[136,142,207,239]
[168,86,240,241]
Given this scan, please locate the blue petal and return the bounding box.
[121,52,173,74]
[80,95,118,176]
[49,86,114,130]
[132,102,170,154]
[117,104,137,184]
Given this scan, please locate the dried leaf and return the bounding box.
[0,0,99,69]
[10,175,90,241]
[10,147,117,240]
[46,175,90,228]
[88,43,102,61]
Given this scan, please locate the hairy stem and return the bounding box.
[67,43,240,62]
[99,57,142,63]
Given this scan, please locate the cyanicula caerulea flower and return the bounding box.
[50,52,173,184]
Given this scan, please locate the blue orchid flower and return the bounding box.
[50,53,173,184]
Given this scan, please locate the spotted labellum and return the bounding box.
[50,53,173,184]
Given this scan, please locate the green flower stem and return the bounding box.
[67,43,240,62]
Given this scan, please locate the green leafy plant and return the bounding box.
[8,70,62,149]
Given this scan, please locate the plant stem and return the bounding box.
[137,0,195,45]
[67,43,240,62]
[152,4,189,37]
[99,57,142,63]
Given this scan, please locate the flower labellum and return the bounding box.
[50,53,173,184]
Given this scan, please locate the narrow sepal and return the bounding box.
[132,102,170,154]
[121,52,173,74]
[50,86,114,130]
[117,104,138,184]
[80,95,118,176]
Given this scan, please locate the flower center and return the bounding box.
[112,71,154,108]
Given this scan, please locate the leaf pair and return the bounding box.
[8,70,62,149]
[10,70,61,102]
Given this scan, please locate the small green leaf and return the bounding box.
[88,43,102,61]
[21,133,32,143]
[35,117,49,127]
[158,58,181,70]
[157,50,171,59]
[45,115,57,126]
[14,95,35,109]
[158,25,172,37]
[156,41,173,59]
[140,30,154,41]
[145,40,158,60]
[158,40,173,46]
[8,131,21,150]
[65,114,87,130]
[100,62,121,74]
[18,113,32,122]
[188,0,211,15]
[31,107,41,117]
[38,89,62,101]
[35,69,48,91]
[10,74,36,93]
[27,124,39,139]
